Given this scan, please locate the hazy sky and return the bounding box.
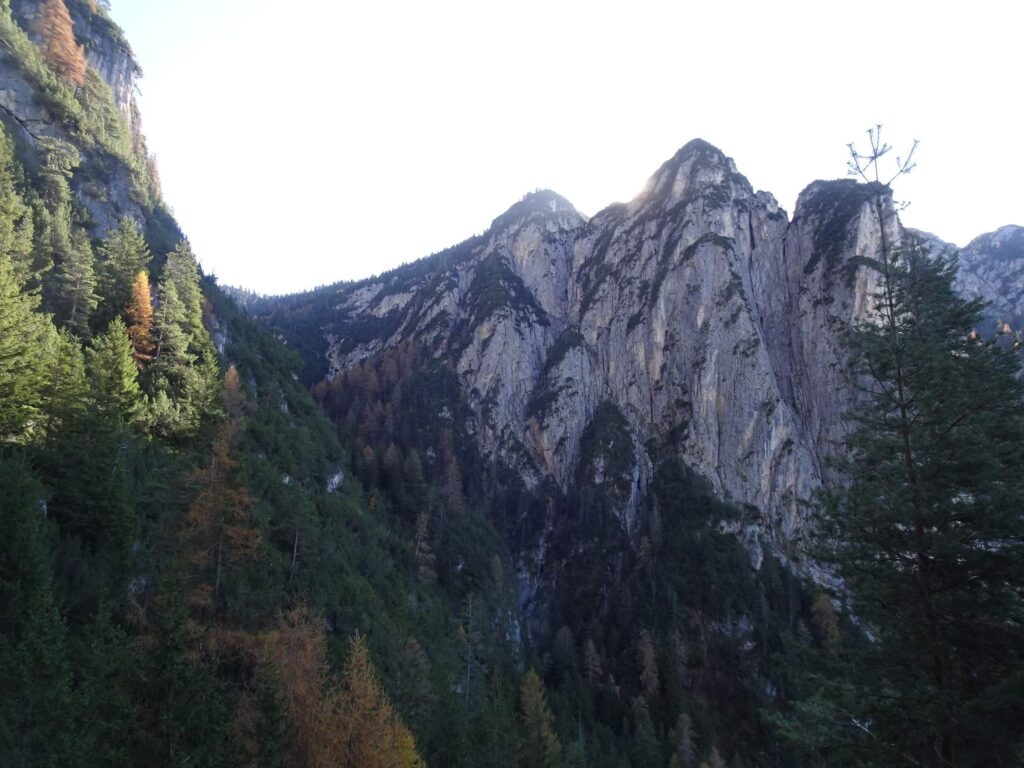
[110,0,1021,295]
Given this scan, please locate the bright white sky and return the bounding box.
[110,0,1021,295]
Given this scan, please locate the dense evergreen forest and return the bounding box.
[0,2,1022,766]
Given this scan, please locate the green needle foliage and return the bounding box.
[776,128,1024,767]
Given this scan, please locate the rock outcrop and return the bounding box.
[267,140,948,560]
[250,134,1024,576]
[0,0,152,235]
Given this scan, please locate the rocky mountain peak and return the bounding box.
[489,189,585,235]
[965,224,1024,259]
[635,138,751,214]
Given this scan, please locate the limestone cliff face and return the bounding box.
[909,227,1024,337]
[296,141,925,557]
[0,0,149,234]
[11,0,140,121]
[958,226,1024,326]
[257,140,1022,566]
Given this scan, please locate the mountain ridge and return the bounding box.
[247,141,1022,577]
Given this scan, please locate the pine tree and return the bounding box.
[125,270,154,367]
[0,457,76,765]
[161,241,204,340]
[518,669,561,768]
[86,316,142,428]
[0,128,34,282]
[0,252,55,442]
[34,0,88,86]
[51,228,97,337]
[781,128,1024,766]
[97,217,150,327]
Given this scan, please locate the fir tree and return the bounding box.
[86,316,142,428]
[51,228,97,337]
[0,253,55,441]
[780,128,1024,766]
[0,458,76,766]
[97,217,150,327]
[0,129,34,282]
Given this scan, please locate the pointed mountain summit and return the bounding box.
[635,138,753,213]
[490,189,584,232]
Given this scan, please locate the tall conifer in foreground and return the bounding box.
[777,128,1024,767]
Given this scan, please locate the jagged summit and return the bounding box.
[489,189,584,233]
[635,138,751,212]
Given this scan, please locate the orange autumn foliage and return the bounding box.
[35,0,87,86]
[269,605,424,768]
[184,366,259,613]
[126,271,155,368]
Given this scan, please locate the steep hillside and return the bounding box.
[251,143,908,559]
[0,3,841,766]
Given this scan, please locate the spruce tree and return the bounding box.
[0,253,55,442]
[0,458,76,766]
[781,128,1024,766]
[0,128,34,281]
[96,217,150,327]
[51,228,98,338]
[87,316,143,428]
[162,241,204,340]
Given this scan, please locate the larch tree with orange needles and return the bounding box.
[183,365,260,614]
[269,607,424,768]
[125,271,154,368]
[35,0,87,87]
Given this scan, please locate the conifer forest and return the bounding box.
[0,1,1021,766]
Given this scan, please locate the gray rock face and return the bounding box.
[11,0,140,123]
[306,141,926,557]
[266,140,1021,569]
[958,226,1024,325]
[0,0,146,234]
[909,227,1024,334]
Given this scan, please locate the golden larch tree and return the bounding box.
[126,271,155,368]
[184,365,259,613]
[518,669,561,768]
[35,0,87,87]
[269,607,424,768]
